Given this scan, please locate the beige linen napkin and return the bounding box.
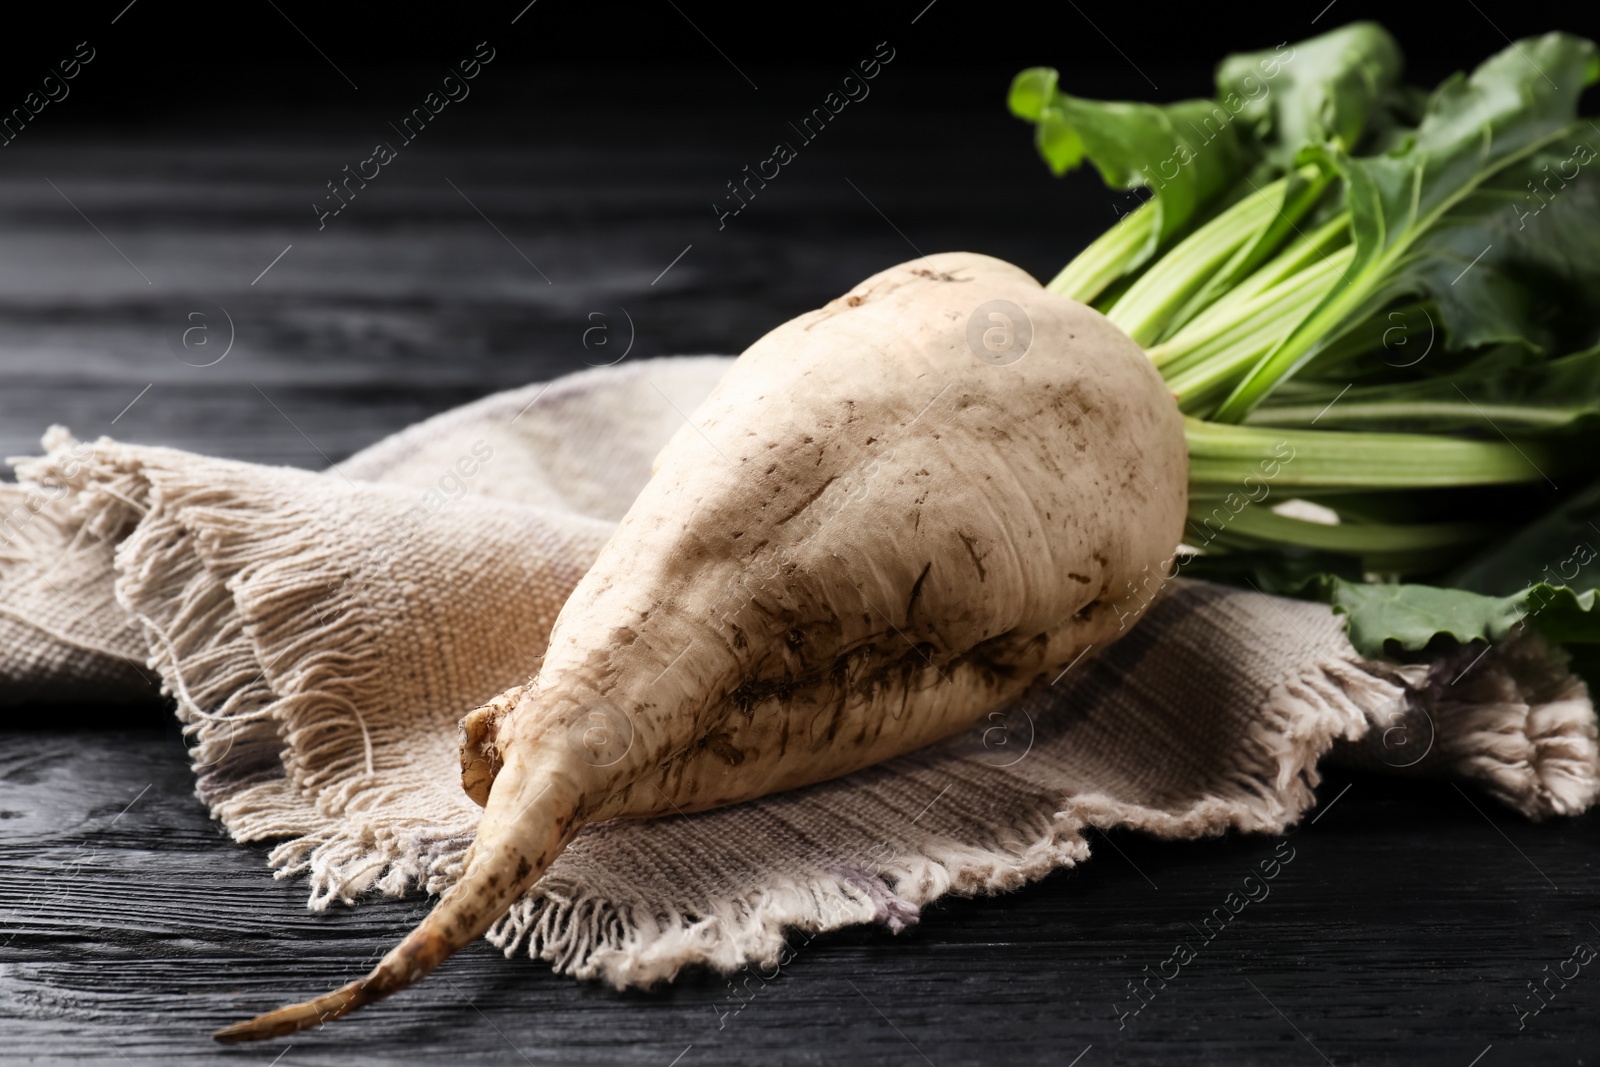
[2,355,1594,987]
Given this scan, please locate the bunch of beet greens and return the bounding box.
[1012,22,1600,679]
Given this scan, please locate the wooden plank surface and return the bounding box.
[2,79,1599,1066]
[0,78,1105,468]
[3,718,1598,1065]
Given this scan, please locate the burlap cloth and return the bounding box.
[3,356,1596,987]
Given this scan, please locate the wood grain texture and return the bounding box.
[2,722,1598,1066]
[2,100,1598,1065]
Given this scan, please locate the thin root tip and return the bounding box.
[213,981,368,1044]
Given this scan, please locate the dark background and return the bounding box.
[4,0,1583,129]
[0,0,1593,463]
[0,0,1593,464]
[2,1,1599,1064]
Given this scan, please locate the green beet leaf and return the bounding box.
[1215,22,1405,166]
[1316,576,1600,659]
[1212,32,1600,421]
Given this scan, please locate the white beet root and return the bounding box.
[215,251,1186,1042]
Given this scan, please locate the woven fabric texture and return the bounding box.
[2,355,1595,987]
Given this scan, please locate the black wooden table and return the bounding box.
[2,60,1598,1067]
